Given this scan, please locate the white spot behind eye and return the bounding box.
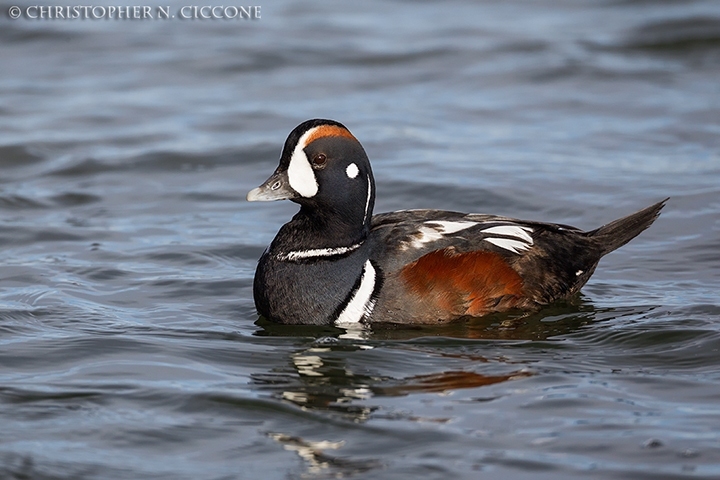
[346,163,359,179]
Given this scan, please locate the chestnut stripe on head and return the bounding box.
[287,124,358,198]
[304,124,357,146]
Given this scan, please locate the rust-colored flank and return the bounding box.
[401,248,525,316]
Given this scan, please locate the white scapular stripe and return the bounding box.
[407,220,478,249]
[335,260,376,326]
[287,127,320,198]
[484,237,531,253]
[482,225,534,254]
[346,162,359,178]
[481,225,533,244]
[426,220,478,234]
[277,242,363,261]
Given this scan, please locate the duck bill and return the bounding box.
[246,170,297,202]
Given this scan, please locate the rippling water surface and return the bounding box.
[1,1,720,478]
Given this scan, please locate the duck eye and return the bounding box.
[311,153,327,168]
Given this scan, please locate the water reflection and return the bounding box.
[252,303,601,414]
[268,433,379,477]
[253,301,615,475]
[253,341,530,416]
[257,340,529,476]
[375,370,530,397]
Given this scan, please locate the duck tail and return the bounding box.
[587,198,668,256]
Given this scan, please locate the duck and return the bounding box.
[247,119,665,326]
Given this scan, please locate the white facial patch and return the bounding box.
[404,220,478,250]
[287,127,320,198]
[482,225,534,254]
[346,163,359,179]
[335,260,377,326]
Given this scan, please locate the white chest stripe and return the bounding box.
[335,260,376,326]
[481,225,534,254]
[277,242,363,261]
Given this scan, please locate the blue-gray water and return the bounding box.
[1,1,720,478]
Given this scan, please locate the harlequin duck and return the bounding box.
[247,119,665,326]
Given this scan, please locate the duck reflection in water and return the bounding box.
[255,301,649,476]
[253,298,605,415]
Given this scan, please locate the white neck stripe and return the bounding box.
[335,260,377,326]
[363,174,372,225]
[276,242,363,261]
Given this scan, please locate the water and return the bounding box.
[1,0,720,478]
